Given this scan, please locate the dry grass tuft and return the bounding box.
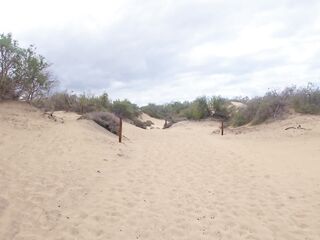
[79,112,119,135]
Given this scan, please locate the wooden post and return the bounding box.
[119,117,123,143]
[221,120,224,136]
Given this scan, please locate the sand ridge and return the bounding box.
[139,113,165,129]
[0,101,319,239]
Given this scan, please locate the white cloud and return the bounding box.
[1,0,320,105]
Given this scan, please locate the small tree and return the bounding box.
[183,97,210,120]
[0,33,55,101]
[0,33,20,99]
[293,83,320,114]
[111,99,141,119]
[20,47,55,101]
[208,96,229,119]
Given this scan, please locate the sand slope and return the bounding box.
[0,102,319,240]
[139,113,165,129]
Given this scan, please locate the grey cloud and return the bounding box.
[7,0,320,105]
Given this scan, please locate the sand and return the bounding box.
[139,113,164,129]
[0,101,320,240]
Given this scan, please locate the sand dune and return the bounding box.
[0,101,319,240]
[139,113,165,129]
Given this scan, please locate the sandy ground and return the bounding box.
[0,101,320,240]
[139,113,164,129]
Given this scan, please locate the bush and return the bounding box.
[141,103,166,119]
[182,97,210,120]
[34,91,111,113]
[141,101,190,120]
[230,90,288,126]
[0,33,56,101]
[292,83,320,114]
[252,91,287,125]
[34,92,77,112]
[78,92,111,113]
[164,101,190,117]
[111,99,141,119]
[208,96,230,119]
[80,111,119,135]
[230,110,251,126]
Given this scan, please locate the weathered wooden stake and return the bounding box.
[119,117,123,143]
[221,120,224,136]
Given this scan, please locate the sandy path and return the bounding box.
[120,122,320,240]
[0,102,320,239]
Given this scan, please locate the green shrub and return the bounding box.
[230,90,288,126]
[78,92,111,113]
[141,101,190,120]
[292,83,320,114]
[230,110,251,126]
[182,97,210,120]
[34,92,78,112]
[34,91,111,113]
[111,99,141,119]
[0,33,56,101]
[207,96,230,119]
[252,91,287,124]
[164,101,190,117]
[141,103,166,119]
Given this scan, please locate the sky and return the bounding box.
[1,0,320,105]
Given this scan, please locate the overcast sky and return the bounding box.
[1,0,320,105]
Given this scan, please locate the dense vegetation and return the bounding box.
[141,84,320,127]
[26,82,320,128]
[230,84,320,126]
[1,34,320,129]
[141,96,230,122]
[35,92,152,129]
